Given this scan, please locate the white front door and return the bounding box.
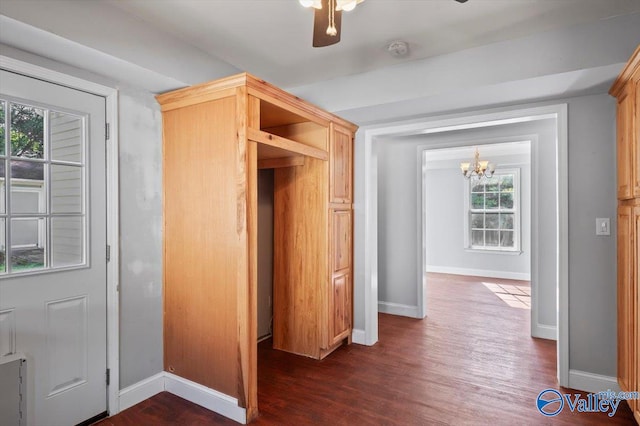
[0,70,107,426]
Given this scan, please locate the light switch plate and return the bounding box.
[596,218,610,236]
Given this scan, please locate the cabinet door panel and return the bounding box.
[332,210,352,272]
[618,206,635,393]
[330,126,353,203]
[330,272,351,345]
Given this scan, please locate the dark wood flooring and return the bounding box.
[95,273,636,425]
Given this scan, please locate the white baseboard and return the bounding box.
[568,370,621,394]
[164,372,246,424]
[532,323,557,341]
[118,372,165,412]
[351,328,366,345]
[378,301,420,318]
[426,265,531,281]
[118,372,246,424]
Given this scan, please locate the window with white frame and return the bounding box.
[465,169,520,252]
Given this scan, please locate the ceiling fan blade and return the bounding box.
[313,0,342,47]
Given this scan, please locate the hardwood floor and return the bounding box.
[96,273,636,425]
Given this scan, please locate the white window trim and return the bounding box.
[463,168,521,253]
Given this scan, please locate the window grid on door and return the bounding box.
[0,98,87,275]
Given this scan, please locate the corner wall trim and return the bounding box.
[118,372,165,412]
[118,372,247,424]
[351,328,366,345]
[532,324,557,341]
[378,301,420,318]
[568,370,621,394]
[425,265,531,281]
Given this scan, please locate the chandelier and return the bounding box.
[460,148,496,180]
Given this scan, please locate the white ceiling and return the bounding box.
[105,0,640,87]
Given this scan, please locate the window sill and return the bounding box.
[464,248,523,255]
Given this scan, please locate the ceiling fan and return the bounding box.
[299,0,469,48]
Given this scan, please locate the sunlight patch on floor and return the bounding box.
[482,282,531,309]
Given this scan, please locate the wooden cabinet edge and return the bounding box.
[610,44,640,97]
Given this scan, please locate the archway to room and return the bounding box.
[356,104,568,386]
[419,140,534,317]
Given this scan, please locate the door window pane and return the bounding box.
[51,165,83,214]
[10,161,45,214]
[11,217,45,272]
[0,161,5,214]
[50,112,83,163]
[51,216,84,268]
[0,218,5,273]
[10,103,44,159]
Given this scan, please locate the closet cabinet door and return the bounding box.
[329,209,352,345]
[634,73,640,198]
[617,88,635,200]
[618,205,636,395]
[330,125,353,204]
[330,272,351,345]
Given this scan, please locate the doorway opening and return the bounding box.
[357,104,568,386]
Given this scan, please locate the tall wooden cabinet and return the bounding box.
[610,44,640,425]
[156,74,357,422]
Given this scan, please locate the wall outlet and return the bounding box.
[595,218,610,236]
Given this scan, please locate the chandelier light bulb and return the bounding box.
[340,0,357,11]
[299,0,316,8]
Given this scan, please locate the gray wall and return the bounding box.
[423,150,531,279]
[118,90,163,388]
[566,93,618,375]
[257,170,274,339]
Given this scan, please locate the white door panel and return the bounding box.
[0,70,107,426]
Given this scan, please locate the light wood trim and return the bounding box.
[156,73,249,111]
[264,121,329,152]
[155,72,358,131]
[257,156,304,169]
[245,74,358,132]
[248,127,328,161]
[156,88,237,112]
[610,44,640,97]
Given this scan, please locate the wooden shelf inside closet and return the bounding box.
[157,73,358,422]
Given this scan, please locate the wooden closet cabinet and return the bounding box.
[157,73,357,422]
[611,45,640,425]
[272,123,355,359]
